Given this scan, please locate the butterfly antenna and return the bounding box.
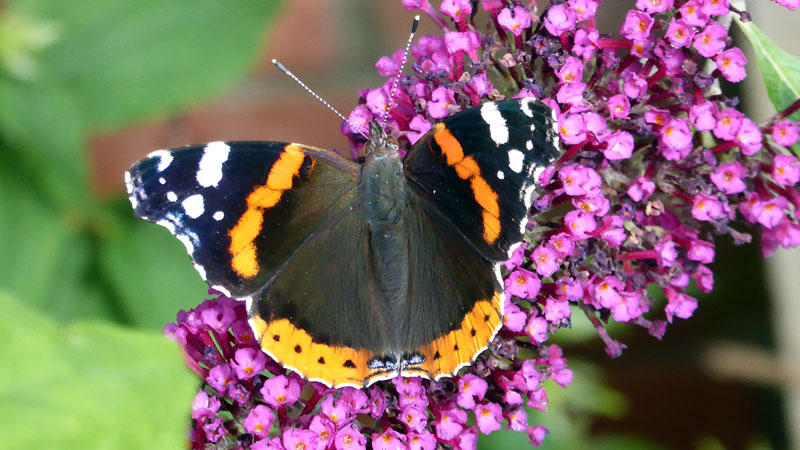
[381,15,420,133]
[272,58,369,140]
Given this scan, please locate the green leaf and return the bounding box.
[100,205,208,329]
[0,78,88,207]
[0,291,197,449]
[0,148,114,321]
[735,19,800,156]
[12,0,281,129]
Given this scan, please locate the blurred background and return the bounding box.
[1,0,798,448]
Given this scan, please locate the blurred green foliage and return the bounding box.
[0,0,280,447]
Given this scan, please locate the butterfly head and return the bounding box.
[364,120,400,157]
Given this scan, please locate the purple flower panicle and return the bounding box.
[171,1,800,448]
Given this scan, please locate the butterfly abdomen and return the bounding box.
[359,144,412,348]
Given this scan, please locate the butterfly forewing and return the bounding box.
[403,99,561,261]
[125,141,360,299]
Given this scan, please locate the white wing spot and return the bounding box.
[166,191,177,202]
[526,140,533,150]
[159,177,166,185]
[508,149,525,173]
[521,98,535,117]
[193,263,207,280]
[176,233,195,255]
[197,142,230,188]
[124,171,133,193]
[480,102,509,145]
[148,150,173,172]
[182,194,204,219]
[497,170,505,180]
[213,211,225,221]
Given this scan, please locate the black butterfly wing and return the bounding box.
[126,141,404,387]
[399,193,504,380]
[126,141,360,300]
[403,99,561,261]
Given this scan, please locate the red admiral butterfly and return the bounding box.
[126,93,560,387]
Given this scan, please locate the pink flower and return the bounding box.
[400,405,428,433]
[372,429,406,450]
[532,244,561,277]
[441,0,472,20]
[231,347,266,379]
[376,49,405,77]
[690,101,718,131]
[407,115,432,144]
[244,405,275,438]
[666,18,694,48]
[557,56,584,84]
[659,118,693,161]
[710,161,746,194]
[573,27,599,60]
[497,6,531,36]
[715,47,748,83]
[427,87,456,119]
[604,129,634,160]
[565,209,598,239]
[206,364,235,395]
[527,425,549,447]
[503,301,528,332]
[548,232,575,258]
[714,108,744,141]
[559,113,587,144]
[753,196,789,229]
[773,154,800,186]
[693,22,728,57]
[607,94,630,119]
[665,289,698,322]
[772,120,800,146]
[636,0,674,13]
[681,0,710,27]
[525,315,549,344]
[544,297,571,322]
[692,194,725,221]
[559,164,601,196]
[457,373,488,409]
[556,82,588,108]
[594,276,624,309]
[443,30,481,59]
[475,403,503,434]
[335,423,367,450]
[434,408,467,441]
[505,268,542,299]
[407,431,436,450]
[688,239,715,263]
[506,408,528,432]
[260,375,301,409]
[544,4,578,36]
[283,429,324,450]
[627,176,656,201]
[702,0,730,16]
[735,117,762,155]
[192,391,221,420]
[621,10,654,41]
[611,293,645,322]
[320,394,354,426]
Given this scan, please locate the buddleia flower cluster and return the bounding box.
[168,1,800,449]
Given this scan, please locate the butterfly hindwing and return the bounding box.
[403,98,561,261]
[399,192,504,379]
[125,141,360,299]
